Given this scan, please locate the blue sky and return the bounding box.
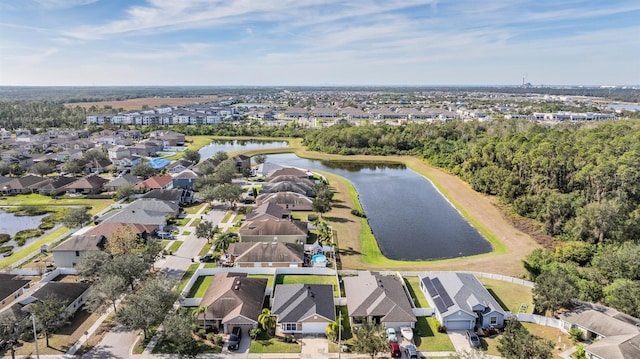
[0,0,638,86]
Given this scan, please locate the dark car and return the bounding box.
[228,326,242,350]
[200,254,215,263]
[390,342,401,358]
[466,330,481,348]
[404,344,419,359]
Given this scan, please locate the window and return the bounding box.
[283,323,298,331]
[75,251,80,257]
[490,316,498,325]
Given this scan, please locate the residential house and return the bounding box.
[231,154,251,173]
[85,159,114,174]
[148,130,185,147]
[104,174,142,192]
[560,305,640,359]
[171,169,199,191]
[142,188,193,206]
[63,175,109,194]
[261,181,314,196]
[101,206,169,231]
[125,198,181,218]
[1,175,50,195]
[34,176,77,196]
[252,162,283,177]
[194,158,221,173]
[226,242,305,268]
[312,107,339,118]
[255,192,314,211]
[196,272,267,334]
[239,218,308,244]
[343,271,417,329]
[265,167,310,182]
[108,146,131,161]
[284,107,309,118]
[271,284,335,334]
[0,274,30,310]
[128,141,160,157]
[340,107,370,120]
[245,202,290,221]
[20,282,91,316]
[135,175,173,191]
[166,159,194,175]
[419,272,506,331]
[55,149,84,162]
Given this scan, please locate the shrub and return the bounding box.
[283,334,297,343]
[206,333,215,342]
[350,209,367,218]
[436,323,447,333]
[249,327,262,339]
[0,245,13,253]
[197,328,207,338]
[213,335,224,346]
[0,233,10,244]
[569,327,584,342]
[39,222,55,230]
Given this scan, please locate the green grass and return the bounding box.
[275,274,339,296]
[404,276,429,308]
[175,217,190,226]
[152,338,221,355]
[0,226,70,269]
[182,231,191,235]
[478,277,533,314]
[160,240,170,248]
[203,263,217,268]
[221,211,233,223]
[0,194,113,215]
[249,333,301,354]
[177,263,199,292]
[184,203,206,215]
[198,242,213,256]
[190,218,201,227]
[187,275,213,298]
[414,316,455,352]
[247,274,274,289]
[167,240,183,253]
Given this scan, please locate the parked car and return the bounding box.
[404,344,419,359]
[390,342,401,357]
[199,254,215,263]
[228,326,242,350]
[386,327,398,342]
[466,330,481,348]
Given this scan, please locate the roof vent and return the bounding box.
[234,285,239,290]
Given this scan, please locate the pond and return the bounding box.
[0,211,48,257]
[198,139,288,159]
[198,141,492,260]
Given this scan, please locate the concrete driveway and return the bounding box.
[300,335,329,358]
[448,330,473,352]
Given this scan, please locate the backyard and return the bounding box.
[275,274,339,296]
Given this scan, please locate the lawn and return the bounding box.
[15,309,101,355]
[198,242,213,256]
[480,323,571,358]
[275,274,339,296]
[329,306,352,353]
[0,226,70,269]
[249,332,301,354]
[221,210,233,223]
[414,316,455,352]
[167,240,183,253]
[175,217,190,226]
[182,231,191,235]
[478,277,533,314]
[177,263,199,292]
[404,276,429,308]
[187,275,213,298]
[190,218,201,227]
[0,194,113,215]
[184,202,206,215]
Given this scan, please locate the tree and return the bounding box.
[326,312,343,343]
[0,312,26,359]
[86,275,127,314]
[213,160,237,184]
[312,197,331,218]
[497,318,553,359]
[104,226,144,256]
[131,160,156,179]
[197,184,217,204]
[74,250,112,281]
[30,161,55,177]
[182,149,201,164]
[351,322,388,359]
[115,276,178,339]
[62,159,85,176]
[106,254,148,291]
[213,151,228,161]
[114,183,136,200]
[197,161,216,176]
[0,160,12,176]
[161,310,199,358]
[63,207,92,228]
[83,149,108,162]
[253,154,267,165]
[533,266,578,314]
[213,183,244,208]
[195,220,217,243]
[30,294,71,348]
[603,279,640,317]
[213,232,236,252]
[195,305,208,330]
[523,248,555,281]
[258,308,275,336]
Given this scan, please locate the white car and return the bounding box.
[386,327,398,342]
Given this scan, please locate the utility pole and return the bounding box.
[31,314,40,359]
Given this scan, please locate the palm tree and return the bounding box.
[326,313,343,343]
[258,308,276,336]
[195,305,208,330]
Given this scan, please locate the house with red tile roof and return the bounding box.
[135,175,173,191]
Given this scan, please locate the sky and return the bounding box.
[0,0,638,87]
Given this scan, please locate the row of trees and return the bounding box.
[304,119,640,245]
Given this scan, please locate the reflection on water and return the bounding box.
[198,140,288,159]
[318,160,406,172]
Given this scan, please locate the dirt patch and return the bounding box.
[65,96,220,111]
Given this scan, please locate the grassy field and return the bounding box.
[481,323,571,358]
[414,316,455,352]
[220,210,233,223]
[0,194,113,215]
[187,275,213,298]
[198,242,213,256]
[478,277,534,314]
[275,274,339,296]
[184,202,206,215]
[167,240,183,253]
[0,226,70,269]
[249,332,301,354]
[404,276,430,308]
[177,263,199,292]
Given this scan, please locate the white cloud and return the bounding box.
[34,0,98,9]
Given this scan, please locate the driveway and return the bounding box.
[300,335,329,358]
[448,330,472,352]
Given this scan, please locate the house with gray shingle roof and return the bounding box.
[20,282,91,316]
[245,202,290,222]
[255,191,314,212]
[271,284,335,334]
[239,218,308,244]
[419,272,506,331]
[0,274,30,311]
[104,173,141,192]
[343,271,416,330]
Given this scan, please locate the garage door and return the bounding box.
[303,322,329,334]
[445,320,473,331]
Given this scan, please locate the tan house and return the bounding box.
[239,218,308,244]
[197,272,267,334]
[226,242,305,268]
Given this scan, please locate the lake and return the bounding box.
[199,140,492,260]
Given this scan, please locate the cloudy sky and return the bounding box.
[0,0,638,86]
